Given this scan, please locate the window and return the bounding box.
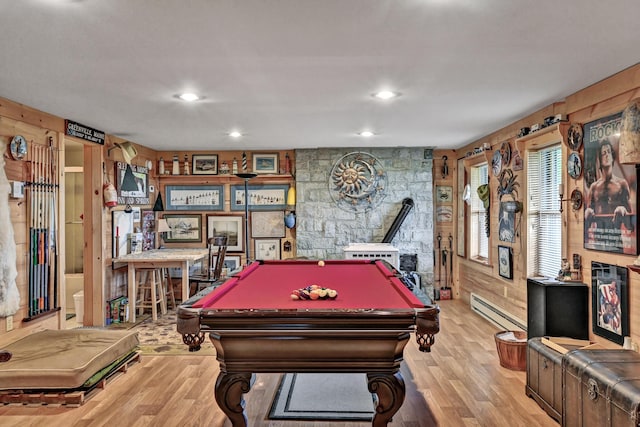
[527,145,562,277]
[470,163,489,260]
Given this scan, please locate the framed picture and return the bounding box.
[436,205,453,222]
[115,162,150,205]
[162,214,202,243]
[141,210,156,251]
[592,261,628,345]
[253,153,279,174]
[206,214,244,252]
[231,184,288,211]
[215,254,241,272]
[112,210,134,259]
[255,238,281,260]
[436,186,453,204]
[192,154,218,175]
[498,204,516,243]
[251,211,285,238]
[583,111,637,255]
[498,245,513,279]
[165,185,223,211]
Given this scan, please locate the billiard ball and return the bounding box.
[318,260,325,267]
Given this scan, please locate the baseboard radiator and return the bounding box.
[470,293,527,332]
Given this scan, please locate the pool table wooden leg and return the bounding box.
[215,372,252,427]
[367,372,405,427]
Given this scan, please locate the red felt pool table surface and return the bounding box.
[192,259,424,310]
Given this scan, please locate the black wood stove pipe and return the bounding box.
[382,198,414,243]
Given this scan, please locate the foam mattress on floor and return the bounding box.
[0,329,139,390]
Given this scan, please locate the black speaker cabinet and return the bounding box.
[527,278,588,339]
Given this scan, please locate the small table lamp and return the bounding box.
[157,218,170,248]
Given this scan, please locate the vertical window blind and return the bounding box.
[527,145,562,278]
[470,164,489,260]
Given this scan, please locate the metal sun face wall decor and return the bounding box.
[329,152,387,212]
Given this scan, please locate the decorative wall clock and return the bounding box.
[10,135,28,160]
[567,123,583,151]
[329,151,387,212]
[568,152,582,179]
[570,188,583,211]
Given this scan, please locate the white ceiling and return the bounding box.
[1,0,639,152]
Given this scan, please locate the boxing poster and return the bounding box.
[583,111,638,254]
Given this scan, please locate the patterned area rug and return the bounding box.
[132,309,216,356]
[269,373,375,421]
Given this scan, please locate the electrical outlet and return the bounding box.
[6,315,13,331]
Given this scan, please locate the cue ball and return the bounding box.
[318,260,325,267]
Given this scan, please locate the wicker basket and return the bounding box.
[494,330,527,371]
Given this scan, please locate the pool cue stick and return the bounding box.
[28,144,36,316]
[37,144,45,312]
[48,137,58,309]
[36,144,42,312]
[448,233,453,288]
[42,142,50,310]
[39,143,48,312]
[33,144,41,314]
[437,233,441,287]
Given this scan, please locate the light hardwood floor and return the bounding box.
[0,299,557,427]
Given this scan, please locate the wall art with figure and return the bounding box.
[591,261,628,345]
[583,112,638,254]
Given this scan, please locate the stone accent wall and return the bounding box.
[294,147,434,292]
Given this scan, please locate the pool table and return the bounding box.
[177,259,439,427]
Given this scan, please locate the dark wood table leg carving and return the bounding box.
[215,372,252,427]
[181,332,206,352]
[367,372,405,427]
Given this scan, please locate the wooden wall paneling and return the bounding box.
[566,84,640,349]
[456,64,640,350]
[565,65,640,114]
[84,142,106,326]
[0,98,64,133]
[0,110,63,335]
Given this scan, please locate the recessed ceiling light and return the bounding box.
[229,131,242,138]
[177,93,201,102]
[372,90,400,100]
[358,131,375,137]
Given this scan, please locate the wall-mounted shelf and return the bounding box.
[155,173,294,184]
[515,122,569,152]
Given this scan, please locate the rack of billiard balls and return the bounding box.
[290,284,338,300]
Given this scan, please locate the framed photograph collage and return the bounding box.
[158,174,291,261]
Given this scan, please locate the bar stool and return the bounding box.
[136,268,167,321]
[160,268,177,310]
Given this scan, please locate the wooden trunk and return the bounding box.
[563,349,640,427]
[526,337,563,422]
